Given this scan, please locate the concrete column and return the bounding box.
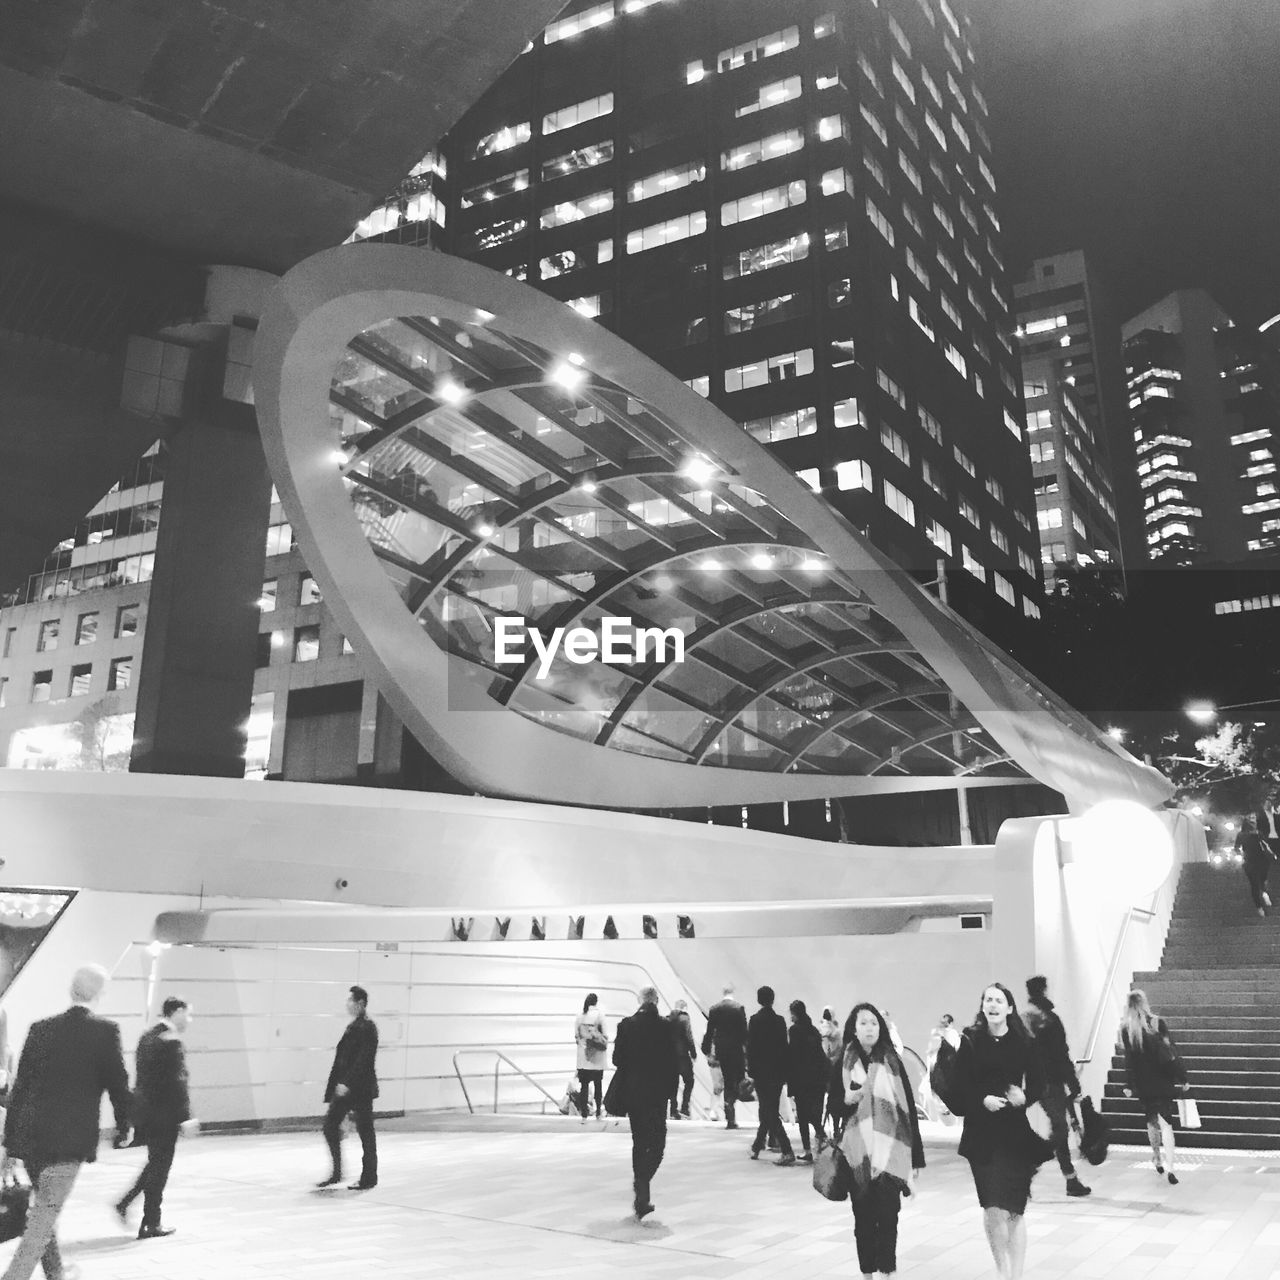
[130,399,272,776]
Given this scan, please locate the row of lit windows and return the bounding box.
[258,627,354,667]
[3,656,133,708]
[0,605,140,662]
[1214,594,1280,615]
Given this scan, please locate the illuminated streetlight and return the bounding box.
[550,361,587,391]
[436,378,468,405]
[475,522,495,538]
[1185,700,1217,726]
[1106,726,1126,743]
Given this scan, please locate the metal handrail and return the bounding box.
[452,1048,566,1115]
[1075,903,1158,1068]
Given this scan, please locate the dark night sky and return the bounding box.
[971,0,1280,327]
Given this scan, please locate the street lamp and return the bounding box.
[1185,700,1217,726]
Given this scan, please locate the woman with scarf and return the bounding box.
[948,983,1046,1280]
[832,1002,924,1280]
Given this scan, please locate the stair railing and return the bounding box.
[1075,903,1157,1071]
[452,1048,565,1115]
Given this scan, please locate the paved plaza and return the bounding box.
[11,1116,1280,1280]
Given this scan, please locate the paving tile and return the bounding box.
[0,1123,1272,1278]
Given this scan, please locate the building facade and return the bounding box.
[1022,355,1121,580]
[1123,290,1280,564]
[357,0,1045,639]
[1013,249,1133,572]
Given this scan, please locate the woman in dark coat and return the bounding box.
[786,999,828,1162]
[1120,989,1188,1184]
[949,983,1045,1280]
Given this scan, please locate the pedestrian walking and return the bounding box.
[613,987,677,1219]
[747,986,795,1166]
[665,999,696,1120]
[316,985,379,1191]
[1236,815,1275,916]
[948,983,1046,1280]
[2,963,132,1280]
[1120,989,1189,1185]
[786,999,828,1163]
[830,1003,924,1280]
[114,996,196,1238]
[1023,977,1090,1197]
[701,985,748,1130]
[818,1005,843,1065]
[575,993,608,1120]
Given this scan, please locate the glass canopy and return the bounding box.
[329,312,1019,780]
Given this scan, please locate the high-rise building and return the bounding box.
[1022,355,1121,580]
[1013,250,1135,571]
[355,0,1045,636]
[1123,290,1280,564]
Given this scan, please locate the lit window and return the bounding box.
[542,93,614,136]
[299,575,322,606]
[926,520,952,555]
[796,468,821,492]
[833,398,863,429]
[471,121,531,159]
[962,546,986,582]
[626,212,707,253]
[542,140,614,181]
[884,480,916,525]
[993,573,1015,605]
[108,657,132,692]
[836,460,873,491]
[75,612,98,645]
[544,1,612,43]
[724,231,810,279]
[31,670,53,703]
[734,74,802,118]
[716,24,800,73]
[740,406,818,443]
[459,168,530,209]
[37,619,59,653]
[1038,507,1063,530]
[721,129,804,172]
[629,162,705,201]
[724,349,814,392]
[69,663,93,698]
[293,625,320,663]
[721,180,806,226]
[866,198,894,245]
[881,424,910,465]
[116,604,140,638]
[860,104,888,146]
[540,189,614,228]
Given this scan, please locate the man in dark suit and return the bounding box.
[613,987,677,1219]
[747,985,795,1166]
[317,985,379,1191]
[1238,814,1276,916]
[3,963,132,1280]
[665,999,697,1120]
[114,996,195,1238]
[700,984,748,1129]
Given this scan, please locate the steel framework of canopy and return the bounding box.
[254,246,1172,812]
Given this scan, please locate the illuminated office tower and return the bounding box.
[358,0,1045,637]
[1014,250,1135,571]
[1022,355,1121,581]
[1124,290,1280,564]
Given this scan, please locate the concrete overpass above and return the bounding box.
[0,0,567,594]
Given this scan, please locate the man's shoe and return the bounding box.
[749,1146,761,1160]
[1065,1176,1092,1197]
[315,1175,342,1188]
[348,1180,377,1190]
[775,1153,797,1167]
[138,1224,176,1240]
[635,1201,655,1220]
[798,1152,814,1164]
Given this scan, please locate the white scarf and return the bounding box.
[839,1053,916,1196]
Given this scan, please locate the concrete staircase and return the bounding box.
[1102,860,1280,1149]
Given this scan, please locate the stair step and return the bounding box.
[1104,1126,1280,1150]
[1104,1081,1280,1103]
[1178,1028,1280,1045]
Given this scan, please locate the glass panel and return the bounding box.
[508,683,607,741]
[332,349,430,421]
[657,657,744,715]
[702,723,785,769]
[620,687,717,754]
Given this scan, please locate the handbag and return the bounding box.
[812,1128,850,1202]
[928,1038,966,1116]
[603,1069,628,1117]
[0,1182,29,1246]
[586,1029,608,1051]
[1177,1097,1202,1129]
[1077,1095,1110,1165]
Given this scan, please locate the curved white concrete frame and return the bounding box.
[254,245,1170,812]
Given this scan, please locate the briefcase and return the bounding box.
[0,1182,30,1244]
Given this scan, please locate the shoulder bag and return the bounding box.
[812,1124,851,1202]
[602,1068,628,1117]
